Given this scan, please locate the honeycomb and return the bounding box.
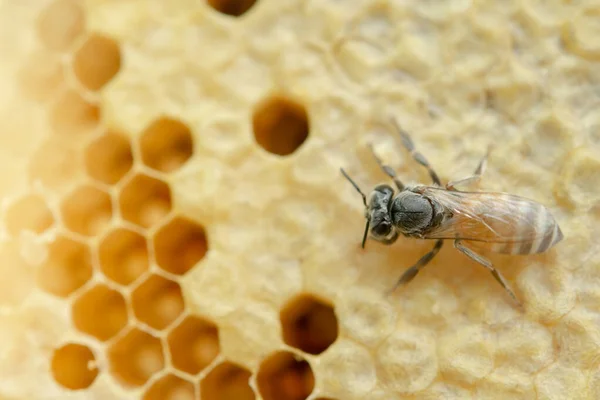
[0,0,599,399]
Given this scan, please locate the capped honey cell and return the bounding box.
[131,274,185,330]
[51,343,98,390]
[107,328,165,387]
[167,315,220,375]
[154,216,208,275]
[140,117,194,173]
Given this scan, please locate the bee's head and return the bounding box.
[367,184,395,243]
[341,168,396,248]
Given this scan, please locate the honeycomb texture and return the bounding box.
[0,0,598,399]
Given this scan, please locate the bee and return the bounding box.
[341,118,564,305]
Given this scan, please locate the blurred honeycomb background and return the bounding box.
[0,0,599,399]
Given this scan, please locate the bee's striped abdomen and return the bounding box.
[489,197,563,255]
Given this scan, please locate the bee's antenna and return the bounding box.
[340,168,367,208]
[341,168,370,249]
[361,218,370,249]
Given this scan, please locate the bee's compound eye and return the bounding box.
[372,221,391,236]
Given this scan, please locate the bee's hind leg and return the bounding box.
[454,239,522,307]
[386,239,443,296]
[446,146,492,191]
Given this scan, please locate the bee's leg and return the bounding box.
[454,239,522,307]
[368,144,405,191]
[387,239,443,295]
[390,118,442,186]
[446,146,492,191]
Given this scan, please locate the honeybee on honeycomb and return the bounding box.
[342,118,563,306]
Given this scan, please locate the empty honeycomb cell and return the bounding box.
[119,174,172,229]
[167,315,220,375]
[73,34,121,91]
[17,49,65,102]
[207,0,258,17]
[36,0,85,52]
[4,193,54,236]
[85,132,134,185]
[50,89,101,136]
[200,361,255,400]
[154,216,208,275]
[50,343,98,390]
[256,351,315,400]
[143,374,196,400]
[132,274,185,330]
[279,294,338,355]
[60,185,113,236]
[140,118,194,173]
[99,228,150,286]
[107,328,165,387]
[38,236,93,298]
[72,284,128,341]
[252,95,310,156]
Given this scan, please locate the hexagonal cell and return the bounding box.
[280,294,338,355]
[257,351,315,400]
[50,89,101,136]
[143,374,196,400]
[51,343,98,390]
[252,95,309,156]
[85,132,133,185]
[4,193,54,236]
[200,361,255,400]
[140,117,194,173]
[17,49,65,102]
[72,284,128,341]
[154,216,208,276]
[131,274,185,330]
[99,227,150,286]
[28,136,83,190]
[38,236,93,298]
[108,328,165,387]
[207,0,257,17]
[60,185,113,236]
[36,0,85,52]
[167,315,220,375]
[73,33,121,91]
[119,174,172,229]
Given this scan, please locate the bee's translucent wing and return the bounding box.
[420,187,555,244]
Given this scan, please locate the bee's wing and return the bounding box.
[421,187,543,243]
